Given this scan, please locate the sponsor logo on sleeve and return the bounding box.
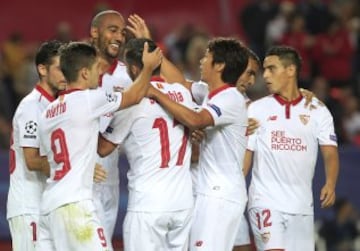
[24,120,37,138]
[207,103,221,117]
[330,134,337,142]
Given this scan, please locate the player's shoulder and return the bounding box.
[248,94,273,107]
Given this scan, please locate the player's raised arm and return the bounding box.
[127,14,191,89]
[119,42,162,109]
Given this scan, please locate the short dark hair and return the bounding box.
[266,46,302,78]
[207,37,249,84]
[35,40,63,67]
[246,47,261,67]
[91,10,122,28]
[124,38,160,75]
[60,42,97,83]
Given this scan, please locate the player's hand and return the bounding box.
[246,118,259,136]
[191,129,206,144]
[299,88,315,108]
[93,163,107,183]
[142,42,162,71]
[126,14,152,39]
[320,183,336,208]
[146,85,160,99]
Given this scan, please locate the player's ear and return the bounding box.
[90,26,99,39]
[80,67,89,81]
[214,62,225,73]
[129,64,140,77]
[37,64,47,79]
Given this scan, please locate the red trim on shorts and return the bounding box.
[150,76,165,82]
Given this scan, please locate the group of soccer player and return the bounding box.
[6,9,339,251]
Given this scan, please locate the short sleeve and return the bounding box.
[316,106,338,146]
[17,102,41,148]
[203,89,246,127]
[88,89,122,119]
[246,103,257,151]
[102,105,136,145]
[191,81,208,105]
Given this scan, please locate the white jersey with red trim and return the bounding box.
[247,94,338,215]
[102,79,194,211]
[39,89,122,214]
[98,60,132,185]
[7,86,54,219]
[195,85,248,204]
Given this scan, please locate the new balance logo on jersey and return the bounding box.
[208,103,221,117]
[299,114,310,125]
[267,115,277,121]
[195,240,203,247]
[105,126,113,133]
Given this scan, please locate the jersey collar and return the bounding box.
[274,94,303,106]
[35,84,55,102]
[99,59,118,87]
[150,76,165,82]
[58,88,83,96]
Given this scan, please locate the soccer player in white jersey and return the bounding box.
[245,46,339,251]
[98,38,194,251]
[6,40,66,251]
[36,41,161,251]
[147,37,249,251]
[89,11,132,249]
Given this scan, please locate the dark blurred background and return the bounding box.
[0,0,360,250]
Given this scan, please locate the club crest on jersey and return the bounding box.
[24,120,37,138]
[299,114,310,125]
[106,93,118,103]
[113,86,124,92]
[207,103,221,117]
[261,232,271,243]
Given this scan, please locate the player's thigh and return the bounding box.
[36,214,55,251]
[123,211,170,251]
[190,194,244,251]
[233,213,251,247]
[9,214,39,251]
[51,200,109,251]
[285,214,314,251]
[248,207,286,250]
[167,209,193,250]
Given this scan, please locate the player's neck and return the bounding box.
[38,82,56,98]
[277,84,300,101]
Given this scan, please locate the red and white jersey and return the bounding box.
[247,94,338,215]
[195,85,248,204]
[7,85,54,219]
[102,78,194,212]
[39,89,122,214]
[98,60,132,185]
